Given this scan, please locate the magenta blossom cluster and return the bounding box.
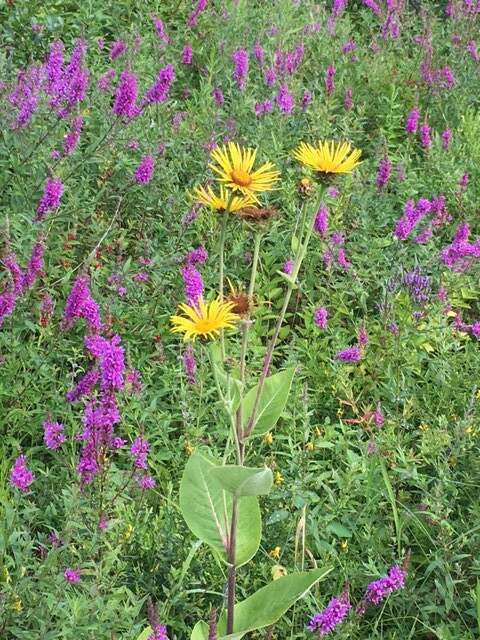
[357,565,407,615]
[325,64,336,96]
[43,420,66,449]
[10,454,35,492]
[63,115,83,156]
[0,241,45,329]
[148,625,169,640]
[335,345,362,363]
[232,48,249,91]
[273,44,305,77]
[152,16,169,44]
[440,223,480,272]
[394,196,450,243]
[35,177,64,222]
[143,64,175,106]
[307,590,351,635]
[181,246,207,306]
[64,568,81,583]
[134,155,155,184]
[376,156,392,191]
[276,84,294,114]
[314,307,328,329]
[183,344,197,384]
[187,0,208,28]
[62,274,102,333]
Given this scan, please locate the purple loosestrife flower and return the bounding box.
[336,346,361,362]
[137,475,156,489]
[314,204,329,237]
[301,89,312,110]
[126,368,143,394]
[43,420,66,449]
[332,0,349,17]
[143,64,175,105]
[112,70,139,118]
[183,345,197,384]
[130,437,150,469]
[253,42,264,65]
[148,625,169,640]
[3,253,24,295]
[363,0,382,15]
[358,325,369,346]
[374,403,384,428]
[182,44,193,65]
[84,334,125,392]
[337,248,351,270]
[35,178,64,222]
[182,265,204,306]
[470,322,480,339]
[187,0,208,28]
[276,84,294,114]
[376,156,391,191]
[357,565,407,615]
[420,122,432,149]
[342,40,356,54]
[45,40,64,93]
[110,40,127,60]
[307,590,351,635]
[64,568,81,583]
[40,293,54,327]
[212,86,224,106]
[405,108,419,134]
[186,246,208,266]
[458,172,469,193]
[442,128,452,149]
[134,155,155,184]
[467,40,479,61]
[97,68,116,92]
[442,66,455,89]
[232,48,249,91]
[62,274,102,333]
[152,16,169,44]
[264,67,277,87]
[283,259,294,275]
[63,116,83,156]
[255,100,274,117]
[0,291,17,328]
[66,368,100,402]
[314,307,328,329]
[325,65,336,96]
[10,455,35,491]
[344,87,353,110]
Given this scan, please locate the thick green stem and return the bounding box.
[243,187,325,439]
[226,497,239,634]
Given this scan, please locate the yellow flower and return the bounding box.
[274,471,284,486]
[305,441,314,451]
[170,298,240,342]
[209,142,280,202]
[476,389,480,401]
[269,546,281,560]
[11,596,22,613]
[122,524,134,542]
[340,540,348,552]
[185,441,194,455]
[193,184,255,213]
[419,423,430,432]
[293,140,362,175]
[263,431,273,445]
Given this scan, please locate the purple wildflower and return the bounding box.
[126,368,143,394]
[43,420,66,449]
[342,40,356,54]
[344,87,353,110]
[232,48,249,91]
[336,346,361,363]
[467,40,479,62]
[357,565,407,615]
[255,100,274,117]
[62,274,102,333]
[314,307,328,329]
[307,590,351,635]
[253,42,265,65]
[420,122,432,149]
[35,178,64,222]
[84,334,125,392]
[376,156,391,191]
[10,455,35,491]
[130,437,150,469]
[358,325,369,346]
[187,0,208,28]
[363,0,382,15]
[134,155,155,184]
[97,68,116,92]
[212,86,224,106]
[0,291,17,328]
[110,40,127,60]
[442,128,452,149]
[183,344,197,384]
[63,116,83,156]
[264,67,277,87]
[301,89,313,110]
[152,16,169,44]
[143,64,175,105]
[276,84,294,114]
[66,368,100,402]
[314,204,329,237]
[458,172,469,193]
[332,0,349,18]
[40,293,54,327]
[113,70,139,118]
[374,403,384,428]
[325,65,336,96]
[182,265,204,306]
[137,475,156,490]
[64,568,81,583]
[405,108,419,134]
[148,625,169,640]
[470,322,480,339]
[186,246,208,266]
[283,259,294,275]
[182,44,193,65]
[337,248,351,270]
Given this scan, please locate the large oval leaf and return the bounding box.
[179,452,261,566]
[241,367,296,436]
[209,465,273,497]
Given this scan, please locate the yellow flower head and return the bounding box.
[209,142,280,203]
[269,546,281,560]
[193,184,255,213]
[263,431,273,445]
[293,141,362,175]
[274,470,284,486]
[170,297,240,342]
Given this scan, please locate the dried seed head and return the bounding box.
[236,206,277,223]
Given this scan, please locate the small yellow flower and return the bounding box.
[170,297,240,342]
[269,546,281,560]
[122,524,134,542]
[274,471,284,486]
[209,142,280,203]
[293,140,362,175]
[465,425,474,436]
[11,596,22,613]
[337,407,344,417]
[185,441,194,455]
[340,540,348,552]
[305,441,314,451]
[419,422,430,432]
[193,184,255,213]
[263,431,273,445]
[314,427,323,438]
[476,389,480,401]
[298,176,312,194]
[3,567,11,583]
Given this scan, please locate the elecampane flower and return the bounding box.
[193,184,255,212]
[293,140,361,175]
[170,298,239,341]
[209,142,280,202]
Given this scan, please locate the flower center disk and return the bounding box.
[231,168,252,187]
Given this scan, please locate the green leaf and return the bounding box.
[210,465,273,497]
[135,628,153,640]
[179,453,261,566]
[241,367,296,436]
[326,521,352,538]
[191,621,209,640]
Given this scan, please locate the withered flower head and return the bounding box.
[236,206,277,223]
[298,176,312,195]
